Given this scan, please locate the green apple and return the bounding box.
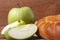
[8,7,35,24]
[1,20,26,35]
[4,24,37,40]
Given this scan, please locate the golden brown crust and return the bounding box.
[36,15,60,40]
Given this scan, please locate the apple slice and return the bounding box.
[5,24,37,40]
[1,20,26,35]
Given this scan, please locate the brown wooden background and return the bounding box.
[0,0,60,40]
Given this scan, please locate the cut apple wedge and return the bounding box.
[1,20,26,35]
[4,24,37,40]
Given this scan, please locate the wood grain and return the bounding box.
[0,0,60,40]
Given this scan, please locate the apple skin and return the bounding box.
[8,7,35,24]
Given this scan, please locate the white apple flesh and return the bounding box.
[4,24,37,40]
[1,20,25,35]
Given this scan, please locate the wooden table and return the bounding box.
[0,0,60,40]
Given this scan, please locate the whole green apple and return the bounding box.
[8,7,35,24]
